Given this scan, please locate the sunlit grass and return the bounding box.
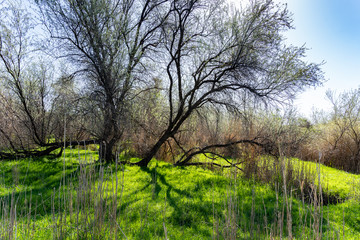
[290,158,360,200]
[1,148,360,239]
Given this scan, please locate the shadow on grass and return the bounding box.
[0,155,101,216]
[133,166,218,237]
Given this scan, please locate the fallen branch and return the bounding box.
[175,138,266,166]
[0,139,100,160]
[177,161,243,171]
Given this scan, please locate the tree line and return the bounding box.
[0,0,323,167]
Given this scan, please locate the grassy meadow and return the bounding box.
[1,148,360,239]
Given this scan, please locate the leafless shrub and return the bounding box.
[302,89,360,173]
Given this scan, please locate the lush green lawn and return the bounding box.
[1,149,360,239]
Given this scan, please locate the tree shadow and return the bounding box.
[135,166,215,236]
[0,157,101,216]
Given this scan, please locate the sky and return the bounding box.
[229,0,360,118]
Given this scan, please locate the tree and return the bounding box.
[317,89,360,173]
[36,0,172,162]
[0,0,96,159]
[134,0,323,167]
[0,1,57,158]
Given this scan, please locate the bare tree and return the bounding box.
[0,1,57,158]
[317,89,360,173]
[134,0,323,167]
[36,0,172,162]
[0,1,96,159]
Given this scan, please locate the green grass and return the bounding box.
[1,149,360,239]
[290,158,360,201]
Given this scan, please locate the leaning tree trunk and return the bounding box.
[135,109,192,167]
[135,131,172,167]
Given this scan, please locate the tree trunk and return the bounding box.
[99,139,116,163]
[135,132,171,167]
[99,95,120,163]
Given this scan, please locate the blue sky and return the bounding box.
[281,0,360,117]
[230,0,360,117]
